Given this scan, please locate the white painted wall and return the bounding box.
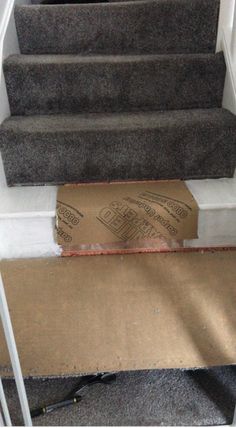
[218,0,236,114]
[0,3,6,19]
[222,28,236,114]
[217,0,234,51]
[0,0,30,187]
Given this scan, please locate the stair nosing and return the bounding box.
[4,52,223,65]
[1,109,234,136]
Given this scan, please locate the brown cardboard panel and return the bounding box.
[0,251,236,378]
[56,181,198,254]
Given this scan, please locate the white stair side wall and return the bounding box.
[218,0,236,115]
[217,0,234,52]
[0,0,31,187]
[222,28,236,115]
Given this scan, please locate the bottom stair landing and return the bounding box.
[0,251,236,377]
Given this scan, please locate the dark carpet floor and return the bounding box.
[3,366,236,426]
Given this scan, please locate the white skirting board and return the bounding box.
[185,178,236,248]
[0,157,236,259]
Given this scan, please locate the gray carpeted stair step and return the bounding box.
[0,109,235,186]
[31,0,141,3]
[15,0,220,55]
[4,53,226,115]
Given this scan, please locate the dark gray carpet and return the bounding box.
[15,0,219,55]
[1,109,236,185]
[3,367,236,426]
[4,53,225,116]
[1,0,236,185]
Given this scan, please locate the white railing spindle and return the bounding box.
[0,274,32,427]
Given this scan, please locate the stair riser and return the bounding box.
[1,123,235,185]
[4,54,226,115]
[15,0,220,55]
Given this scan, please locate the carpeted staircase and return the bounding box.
[0,0,236,185]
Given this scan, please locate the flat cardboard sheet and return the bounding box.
[56,181,198,255]
[0,251,236,377]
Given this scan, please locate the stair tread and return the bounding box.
[2,108,236,134]
[1,252,236,374]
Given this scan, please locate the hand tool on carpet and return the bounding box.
[30,373,117,418]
